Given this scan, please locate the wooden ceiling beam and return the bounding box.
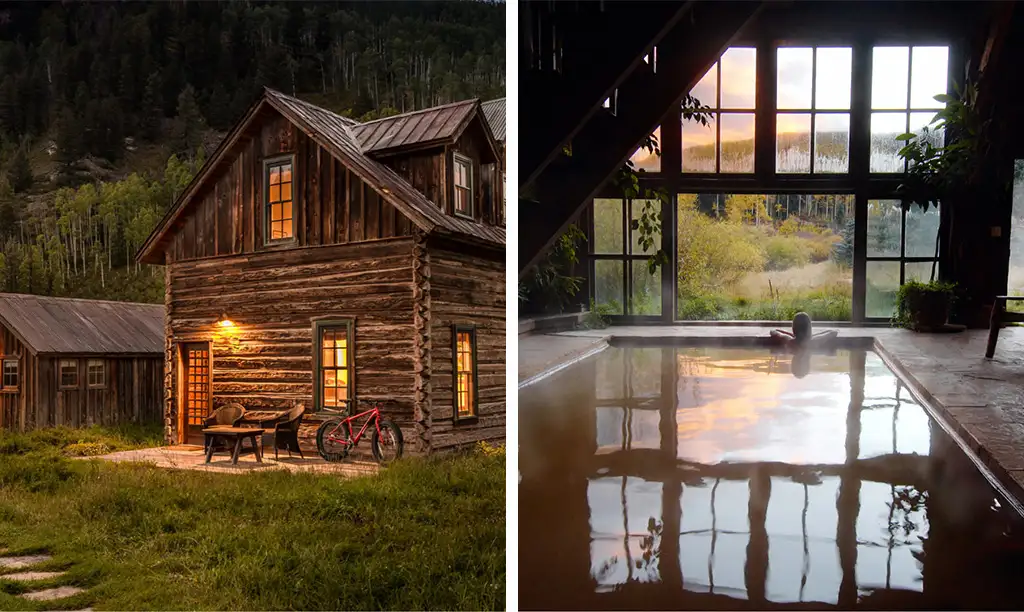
[518,1,765,278]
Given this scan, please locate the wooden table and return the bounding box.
[237,410,289,451]
[203,427,265,465]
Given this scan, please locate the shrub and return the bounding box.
[677,205,765,295]
[763,235,811,270]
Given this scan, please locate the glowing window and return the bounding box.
[453,326,478,420]
[266,157,294,242]
[318,322,353,412]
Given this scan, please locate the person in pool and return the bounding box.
[770,312,838,347]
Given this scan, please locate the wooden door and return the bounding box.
[181,343,211,445]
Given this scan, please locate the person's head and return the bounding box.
[792,312,812,342]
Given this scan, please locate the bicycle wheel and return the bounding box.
[316,418,350,462]
[371,420,404,463]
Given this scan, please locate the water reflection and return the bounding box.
[520,347,1024,610]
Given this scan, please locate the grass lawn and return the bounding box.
[0,426,505,611]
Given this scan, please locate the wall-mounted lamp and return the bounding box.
[217,313,235,328]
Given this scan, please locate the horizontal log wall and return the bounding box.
[165,239,418,451]
[171,110,414,263]
[427,239,505,451]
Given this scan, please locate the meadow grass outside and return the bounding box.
[0,427,505,611]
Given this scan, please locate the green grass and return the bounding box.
[677,283,853,321]
[0,428,505,611]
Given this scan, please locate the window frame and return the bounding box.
[452,324,479,424]
[1,357,18,392]
[263,154,297,246]
[87,359,106,390]
[59,359,80,390]
[453,152,475,219]
[312,319,356,415]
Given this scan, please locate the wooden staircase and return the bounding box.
[518,0,766,279]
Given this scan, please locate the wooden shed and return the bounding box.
[0,293,165,431]
[136,88,506,454]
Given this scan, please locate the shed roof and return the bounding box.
[481,98,506,142]
[352,99,479,154]
[0,293,164,355]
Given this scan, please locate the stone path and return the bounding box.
[519,325,1024,509]
[0,551,91,609]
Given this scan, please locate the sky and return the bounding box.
[677,45,949,149]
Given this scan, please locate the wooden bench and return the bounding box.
[202,427,266,465]
[985,296,1024,358]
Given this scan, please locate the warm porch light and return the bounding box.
[217,313,234,328]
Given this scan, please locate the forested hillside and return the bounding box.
[0,0,505,302]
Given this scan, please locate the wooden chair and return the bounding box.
[269,404,306,460]
[985,296,1024,358]
[204,403,247,452]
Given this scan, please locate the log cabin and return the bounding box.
[136,88,506,454]
[0,293,164,431]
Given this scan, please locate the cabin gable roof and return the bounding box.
[351,99,502,162]
[0,293,164,356]
[137,88,504,265]
[481,98,506,143]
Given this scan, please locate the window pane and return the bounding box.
[269,184,281,203]
[720,48,756,109]
[866,199,902,257]
[815,47,852,110]
[595,260,624,314]
[872,47,910,109]
[866,260,901,318]
[910,46,948,109]
[905,261,937,283]
[870,112,908,173]
[630,126,661,173]
[1010,161,1024,306]
[776,48,812,110]
[283,201,293,222]
[269,166,280,185]
[905,202,940,257]
[630,199,661,255]
[281,182,292,203]
[324,387,337,406]
[776,113,811,173]
[690,62,717,108]
[720,113,754,173]
[323,348,334,367]
[630,260,661,316]
[682,114,717,173]
[281,164,291,183]
[324,371,336,387]
[336,348,346,367]
[814,113,850,173]
[909,111,944,156]
[593,198,623,254]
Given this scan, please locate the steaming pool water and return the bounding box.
[519,345,1024,610]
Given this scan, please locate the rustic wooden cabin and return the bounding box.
[481,97,507,223]
[136,88,506,454]
[0,293,165,431]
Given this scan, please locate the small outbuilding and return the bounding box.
[0,293,165,431]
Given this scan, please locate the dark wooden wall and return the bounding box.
[450,118,503,225]
[164,239,418,450]
[0,325,34,431]
[427,239,505,451]
[170,111,415,263]
[0,337,162,432]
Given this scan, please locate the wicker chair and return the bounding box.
[269,404,306,460]
[204,403,246,452]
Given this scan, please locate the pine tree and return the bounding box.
[140,73,164,142]
[832,218,855,267]
[173,84,206,156]
[54,105,84,168]
[6,146,32,193]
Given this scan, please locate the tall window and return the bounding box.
[87,360,106,389]
[266,156,294,242]
[683,47,757,173]
[454,154,473,217]
[59,359,79,389]
[865,200,941,318]
[591,198,663,316]
[776,47,852,174]
[870,46,949,173]
[316,321,353,412]
[453,326,478,420]
[1,359,17,390]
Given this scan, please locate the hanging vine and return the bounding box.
[619,94,713,275]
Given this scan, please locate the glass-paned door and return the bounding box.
[182,343,211,444]
[864,200,940,319]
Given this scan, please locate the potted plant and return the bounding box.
[896,67,1005,327]
[894,280,957,331]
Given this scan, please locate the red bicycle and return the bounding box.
[315,401,404,463]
